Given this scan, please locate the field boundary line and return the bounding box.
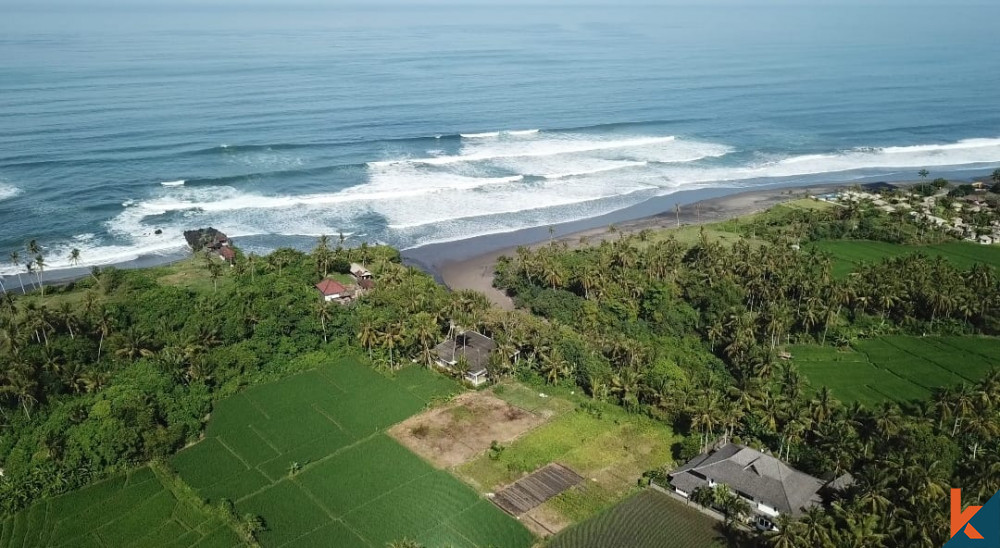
[270,483,338,548]
[343,468,436,519]
[243,393,273,421]
[882,338,976,385]
[247,424,283,456]
[315,366,350,394]
[215,436,253,471]
[243,432,384,502]
[310,403,348,432]
[444,520,483,547]
[854,345,928,400]
[936,337,1000,364]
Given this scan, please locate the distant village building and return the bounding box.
[315,279,348,302]
[433,329,495,386]
[669,443,826,531]
[358,278,375,291]
[350,263,373,280]
[218,246,236,265]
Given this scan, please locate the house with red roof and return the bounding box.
[218,246,236,265]
[316,279,348,302]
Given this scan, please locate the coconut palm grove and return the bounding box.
[3,190,1000,547]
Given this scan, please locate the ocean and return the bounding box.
[2,4,999,274]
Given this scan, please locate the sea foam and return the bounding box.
[0,183,21,201]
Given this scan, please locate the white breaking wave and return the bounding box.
[370,135,679,167]
[0,183,21,201]
[655,136,1000,186]
[161,180,185,187]
[541,161,648,180]
[13,133,1000,276]
[460,131,500,138]
[460,129,538,138]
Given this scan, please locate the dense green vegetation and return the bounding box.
[548,489,725,548]
[491,201,1000,547]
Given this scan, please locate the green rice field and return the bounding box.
[0,467,239,548]
[547,489,724,548]
[809,240,1000,277]
[792,336,1000,405]
[171,358,533,548]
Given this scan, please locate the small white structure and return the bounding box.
[350,263,373,280]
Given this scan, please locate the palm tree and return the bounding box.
[918,169,929,180]
[382,322,404,369]
[410,312,439,367]
[8,251,25,293]
[34,254,46,296]
[94,307,114,362]
[358,321,377,362]
[68,248,81,266]
[114,326,154,360]
[315,302,332,343]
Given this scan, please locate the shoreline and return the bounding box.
[4,172,993,297]
[400,178,953,309]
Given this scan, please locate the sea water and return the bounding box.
[1,4,999,273]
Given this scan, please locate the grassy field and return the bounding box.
[171,358,532,548]
[0,467,239,548]
[457,383,678,529]
[547,489,726,548]
[810,240,1000,277]
[792,335,1000,405]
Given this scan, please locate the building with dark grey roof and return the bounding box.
[433,330,495,386]
[669,443,825,530]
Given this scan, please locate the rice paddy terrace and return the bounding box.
[1,360,535,548]
[791,335,1000,405]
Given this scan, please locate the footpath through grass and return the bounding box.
[170,358,533,548]
[547,489,726,548]
[0,467,238,548]
[792,335,1000,405]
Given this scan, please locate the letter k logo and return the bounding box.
[953,489,984,539]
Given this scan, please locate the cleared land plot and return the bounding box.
[810,240,1000,277]
[171,358,531,548]
[389,392,549,468]
[0,467,237,548]
[548,489,725,548]
[792,335,1000,404]
[458,384,677,536]
[492,464,586,516]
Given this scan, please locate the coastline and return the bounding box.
[5,172,992,298]
[401,178,936,309]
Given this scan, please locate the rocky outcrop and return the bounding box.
[183,228,229,250]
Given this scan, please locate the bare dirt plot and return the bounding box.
[389,392,549,468]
